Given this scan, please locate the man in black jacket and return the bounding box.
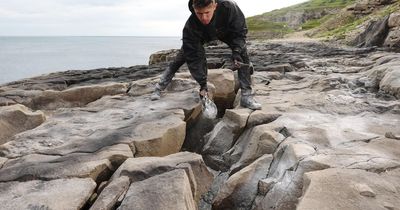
[151,0,261,110]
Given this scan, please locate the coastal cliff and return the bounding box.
[247,0,400,49]
[1,39,399,210]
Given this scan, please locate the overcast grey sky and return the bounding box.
[0,0,308,36]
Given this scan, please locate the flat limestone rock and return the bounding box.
[0,104,45,145]
[31,82,127,110]
[111,152,213,203]
[0,89,198,158]
[118,170,196,210]
[0,178,96,210]
[298,168,400,210]
[0,144,133,182]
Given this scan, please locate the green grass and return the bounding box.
[258,0,356,18]
[246,0,399,41]
[301,14,334,30]
[246,0,356,36]
[294,0,356,10]
[247,18,291,32]
[317,1,400,40]
[377,1,400,17]
[317,13,372,40]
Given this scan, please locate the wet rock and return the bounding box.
[0,178,96,210]
[118,170,196,210]
[0,104,45,144]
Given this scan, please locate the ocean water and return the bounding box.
[0,36,182,85]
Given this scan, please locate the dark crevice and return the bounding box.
[265,127,292,179]
[339,136,380,146]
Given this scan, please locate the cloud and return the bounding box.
[0,0,307,36]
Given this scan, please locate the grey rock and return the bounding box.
[258,178,277,196]
[384,27,400,48]
[212,154,273,210]
[351,16,390,47]
[0,157,6,169]
[111,152,214,204]
[0,178,96,210]
[225,124,285,174]
[0,40,399,210]
[202,109,251,170]
[354,183,376,197]
[380,68,400,98]
[0,144,133,182]
[90,176,131,210]
[388,12,400,27]
[148,49,180,65]
[298,168,400,210]
[0,104,45,144]
[118,170,196,210]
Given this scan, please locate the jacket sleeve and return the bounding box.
[224,1,248,54]
[182,18,208,90]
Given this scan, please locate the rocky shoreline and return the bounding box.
[0,40,399,210]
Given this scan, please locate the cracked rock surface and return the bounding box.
[0,40,399,210]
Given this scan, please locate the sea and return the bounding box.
[0,36,182,85]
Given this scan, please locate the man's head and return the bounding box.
[192,0,217,25]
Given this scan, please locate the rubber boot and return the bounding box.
[241,90,262,110]
[150,85,162,101]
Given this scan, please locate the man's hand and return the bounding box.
[199,89,208,98]
[232,51,243,69]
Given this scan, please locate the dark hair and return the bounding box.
[192,0,215,9]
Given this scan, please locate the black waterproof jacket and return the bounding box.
[183,0,248,90]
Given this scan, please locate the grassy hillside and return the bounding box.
[312,1,400,40]
[246,0,356,39]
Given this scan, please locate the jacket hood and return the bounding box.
[188,0,194,13]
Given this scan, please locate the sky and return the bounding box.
[0,0,308,36]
